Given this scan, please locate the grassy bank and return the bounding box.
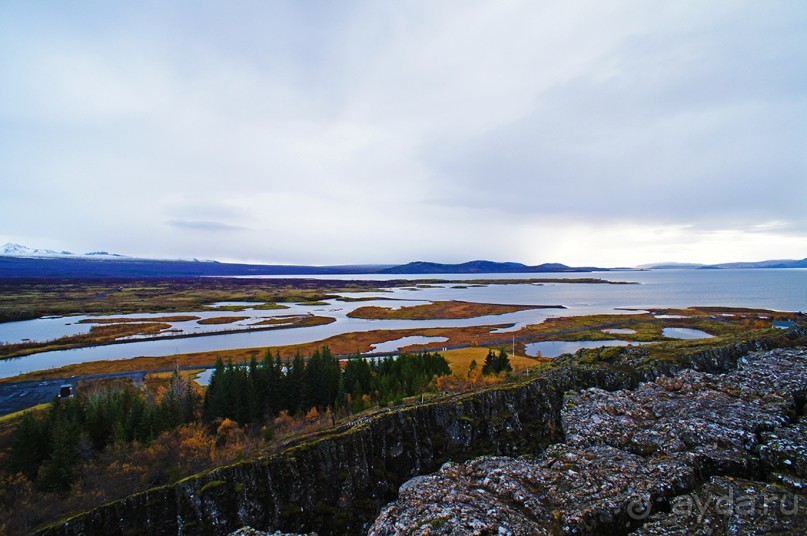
[347,300,560,320]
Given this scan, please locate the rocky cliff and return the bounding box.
[369,346,807,534]
[37,328,806,535]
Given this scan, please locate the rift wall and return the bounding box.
[38,332,799,536]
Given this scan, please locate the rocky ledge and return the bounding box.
[369,348,807,535]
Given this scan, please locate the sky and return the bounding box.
[1,1,806,267]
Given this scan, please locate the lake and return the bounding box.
[0,269,804,379]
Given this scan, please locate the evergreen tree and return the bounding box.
[37,420,78,493]
[286,352,307,414]
[496,349,512,374]
[8,413,50,479]
[203,356,226,420]
[481,349,497,376]
[481,348,512,375]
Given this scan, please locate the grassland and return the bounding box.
[0,315,335,361]
[0,324,515,382]
[3,305,801,383]
[78,315,201,324]
[0,277,391,323]
[0,276,629,324]
[521,307,796,344]
[0,403,50,424]
[0,322,173,359]
[252,315,323,326]
[196,316,250,325]
[440,347,550,375]
[210,303,289,311]
[347,300,560,320]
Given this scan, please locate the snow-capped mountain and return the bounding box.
[0,243,127,259]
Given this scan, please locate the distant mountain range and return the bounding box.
[1,243,805,278]
[0,243,128,259]
[0,244,607,278]
[642,259,807,270]
[379,260,605,274]
[0,243,213,262]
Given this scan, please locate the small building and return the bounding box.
[59,384,73,398]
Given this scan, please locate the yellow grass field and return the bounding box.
[440,347,549,376]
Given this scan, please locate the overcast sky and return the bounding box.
[1,1,805,267]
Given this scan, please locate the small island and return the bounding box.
[347,300,564,320]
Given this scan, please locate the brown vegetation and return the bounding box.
[196,316,250,325]
[1,324,511,383]
[348,300,559,320]
[0,276,630,324]
[0,421,263,535]
[0,322,172,359]
[440,347,548,376]
[78,315,201,324]
[3,307,796,385]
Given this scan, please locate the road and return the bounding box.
[0,370,152,416]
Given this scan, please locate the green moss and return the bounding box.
[199,480,226,495]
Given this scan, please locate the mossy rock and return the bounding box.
[199,480,227,495]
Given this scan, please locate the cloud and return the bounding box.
[0,1,805,265]
[166,220,244,232]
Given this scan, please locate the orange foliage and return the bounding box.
[274,410,296,431]
[305,407,320,422]
[0,423,263,535]
[436,371,506,393]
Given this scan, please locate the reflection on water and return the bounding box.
[370,336,449,353]
[195,368,214,386]
[662,327,714,339]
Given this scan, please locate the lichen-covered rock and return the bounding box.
[368,445,696,535]
[370,348,807,535]
[229,528,315,536]
[758,416,807,493]
[633,476,806,535]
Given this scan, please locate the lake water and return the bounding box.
[370,336,449,353]
[662,327,714,339]
[603,328,636,335]
[0,269,804,379]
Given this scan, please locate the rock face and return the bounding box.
[36,330,805,536]
[369,348,807,535]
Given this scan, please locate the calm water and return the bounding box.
[662,327,714,339]
[370,336,449,353]
[0,269,804,379]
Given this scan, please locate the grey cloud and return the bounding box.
[166,220,244,232]
[1,2,805,265]
[421,4,807,233]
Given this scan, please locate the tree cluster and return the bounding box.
[481,348,512,376]
[203,347,451,423]
[8,371,198,493]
